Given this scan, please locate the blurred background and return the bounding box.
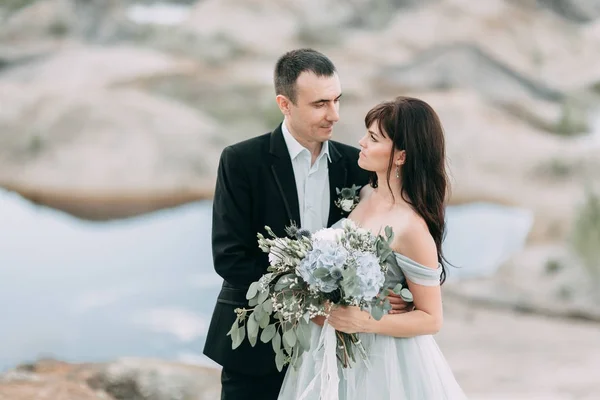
[1,0,600,399]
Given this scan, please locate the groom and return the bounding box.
[204,49,395,400]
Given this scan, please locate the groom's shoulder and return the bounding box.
[330,140,369,183]
[226,132,271,154]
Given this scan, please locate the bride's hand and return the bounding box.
[327,305,372,334]
[311,301,332,326]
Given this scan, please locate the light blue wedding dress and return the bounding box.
[278,219,468,400]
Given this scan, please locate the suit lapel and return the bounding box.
[327,142,347,227]
[269,126,301,226]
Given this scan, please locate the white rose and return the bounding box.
[340,199,354,212]
[312,228,344,242]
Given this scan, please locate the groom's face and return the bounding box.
[286,72,342,144]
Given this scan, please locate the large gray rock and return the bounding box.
[0,0,73,42]
[0,359,111,400]
[0,358,221,400]
[0,44,192,89]
[537,0,600,22]
[349,0,600,90]
[0,0,138,43]
[0,82,221,193]
[87,358,221,400]
[376,44,565,103]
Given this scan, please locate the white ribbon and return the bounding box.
[298,321,339,400]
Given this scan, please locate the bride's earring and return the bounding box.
[395,165,400,179]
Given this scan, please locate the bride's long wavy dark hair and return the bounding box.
[365,96,450,284]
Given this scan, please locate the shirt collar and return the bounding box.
[281,119,331,162]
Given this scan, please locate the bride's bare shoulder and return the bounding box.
[389,210,438,269]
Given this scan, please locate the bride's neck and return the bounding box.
[373,174,403,205]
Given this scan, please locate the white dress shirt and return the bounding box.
[281,120,331,233]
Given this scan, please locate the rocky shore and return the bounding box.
[2,297,599,399]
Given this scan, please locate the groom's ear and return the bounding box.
[276,95,291,116]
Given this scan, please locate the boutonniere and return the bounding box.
[335,184,361,213]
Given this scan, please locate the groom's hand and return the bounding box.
[386,291,414,314]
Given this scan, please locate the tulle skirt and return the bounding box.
[278,323,467,400]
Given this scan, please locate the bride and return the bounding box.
[278,96,468,399]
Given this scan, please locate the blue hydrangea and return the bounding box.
[354,252,386,299]
[297,239,348,293]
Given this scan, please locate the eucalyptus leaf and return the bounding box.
[260,324,277,343]
[400,288,414,303]
[274,274,296,291]
[291,341,304,368]
[392,283,403,295]
[247,316,259,347]
[283,336,292,354]
[248,296,258,307]
[272,331,282,353]
[254,305,264,320]
[227,320,238,337]
[262,298,274,313]
[238,325,246,344]
[232,324,245,349]
[283,329,297,348]
[383,298,392,311]
[296,320,311,351]
[259,312,270,329]
[313,267,330,279]
[257,289,269,305]
[342,268,356,280]
[275,348,286,372]
[371,305,384,321]
[246,282,259,300]
[384,226,393,240]
[380,249,393,264]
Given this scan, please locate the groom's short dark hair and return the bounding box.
[274,49,337,105]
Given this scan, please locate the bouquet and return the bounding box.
[228,220,414,371]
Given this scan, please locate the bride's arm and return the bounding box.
[328,224,443,337]
[365,227,443,337]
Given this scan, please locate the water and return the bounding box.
[0,188,532,371]
[0,190,220,370]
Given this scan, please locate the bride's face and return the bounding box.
[358,122,393,173]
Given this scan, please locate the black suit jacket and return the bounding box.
[203,125,370,376]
